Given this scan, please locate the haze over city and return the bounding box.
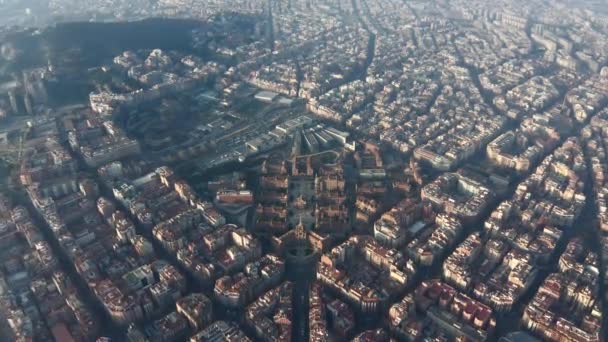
[0,0,607,341]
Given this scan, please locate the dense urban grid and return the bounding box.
[1,0,608,341]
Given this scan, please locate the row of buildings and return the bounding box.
[0,197,99,342]
[444,138,587,313]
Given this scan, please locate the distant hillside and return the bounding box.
[1,18,207,71]
[45,18,205,66]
